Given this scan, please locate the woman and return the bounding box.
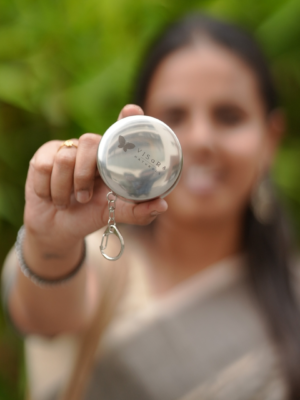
[3,14,300,400]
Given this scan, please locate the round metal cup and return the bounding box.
[97,115,183,203]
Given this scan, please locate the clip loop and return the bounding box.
[100,192,125,261]
[100,224,125,261]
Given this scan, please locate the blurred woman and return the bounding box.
[3,14,300,400]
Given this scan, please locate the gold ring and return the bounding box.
[58,140,78,152]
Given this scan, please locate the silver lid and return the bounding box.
[97,115,183,202]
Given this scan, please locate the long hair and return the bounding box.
[134,14,300,399]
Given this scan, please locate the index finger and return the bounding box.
[31,140,63,200]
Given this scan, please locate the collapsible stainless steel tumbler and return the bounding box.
[97,115,183,202]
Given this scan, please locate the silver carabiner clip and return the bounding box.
[100,224,125,261]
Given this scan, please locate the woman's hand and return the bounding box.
[24,105,168,253]
[8,105,168,335]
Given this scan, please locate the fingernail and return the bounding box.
[160,199,168,211]
[150,211,161,217]
[76,190,90,203]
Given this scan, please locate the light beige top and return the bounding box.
[2,229,288,400]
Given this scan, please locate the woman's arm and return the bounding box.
[3,105,167,336]
[5,236,98,336]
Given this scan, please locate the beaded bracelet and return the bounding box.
[15,225,86,287]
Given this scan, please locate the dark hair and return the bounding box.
[134,14,300,399]
[135,14,277,113]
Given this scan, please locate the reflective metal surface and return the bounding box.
[97,115,183,202]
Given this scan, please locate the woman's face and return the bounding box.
[144,43,279,224]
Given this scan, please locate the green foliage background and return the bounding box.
[1,0,300,398]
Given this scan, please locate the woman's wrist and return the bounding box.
[21,225,86,282]
[16,226,86,287]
